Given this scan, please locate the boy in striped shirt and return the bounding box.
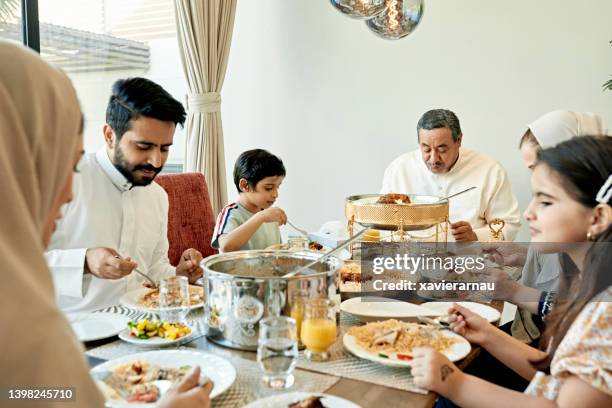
[211,149,287,252]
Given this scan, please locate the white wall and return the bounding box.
[221,0,612,241]
[70,38,188,164]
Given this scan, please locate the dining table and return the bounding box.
[83,298,505,408]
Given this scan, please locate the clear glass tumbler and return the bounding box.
[257,316,298,389]
[159,275,190,323]
[288,237,308,250]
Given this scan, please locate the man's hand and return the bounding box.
[481,242,528,267]
[257,207,287,225]
[85,247,136,279]
[157,366,213,408]
[176,248,203,283]
[410,348,465,398]
[450,221,477,242]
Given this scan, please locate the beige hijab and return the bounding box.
[527,110,607,148]
[0,42,104,407]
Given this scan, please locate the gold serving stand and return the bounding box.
[344,194,450,257]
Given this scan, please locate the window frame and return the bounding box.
[20,0,40,52]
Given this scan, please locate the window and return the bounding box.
[36,0,187,171]
[0,0,22,43]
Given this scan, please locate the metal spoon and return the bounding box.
[438,186,477,202]
[283,228,368,278]
[287,220,309,238]
[114,255,158,288]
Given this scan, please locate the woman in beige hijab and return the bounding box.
[0,42,210,408]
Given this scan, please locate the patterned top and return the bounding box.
[211,202,281,250]
[525,287,612,400]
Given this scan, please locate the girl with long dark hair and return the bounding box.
[409,135,612,407]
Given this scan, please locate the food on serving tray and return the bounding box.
[127,319,191,340]
[361,229,380,242]
[337,262,371,292]
[288,395,327,408]
[347,319,456,356]
[101,361,190,403]
[308,241,324,251]
[376,193,411,204]
[339,263,363,283]
[138,285,204,308]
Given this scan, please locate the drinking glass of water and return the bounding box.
[257,316,298,389]
[159,276,190,323]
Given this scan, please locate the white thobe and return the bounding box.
[381,148,521,241]
[46,149,175,313]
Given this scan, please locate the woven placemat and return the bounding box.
[212,355,339,407]
[295,313,427,394]
[87,307,339,407]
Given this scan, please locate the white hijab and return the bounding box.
[0,42,104,407]
[527,110,607,148]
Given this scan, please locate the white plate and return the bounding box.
[420,301,501,323]
[117,327,193,348]
[119,286,204,313]
[244,392,361,408]
[343,329,470,367]
[341,297,440,322]
[91,350,235,406]
[69,312,131,342]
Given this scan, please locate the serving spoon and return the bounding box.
[437,186,476,202]
[282,228,368,278]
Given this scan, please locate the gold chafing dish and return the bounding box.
[345,194,449,231]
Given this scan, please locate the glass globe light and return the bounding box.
[329,0,388,20]
[366,0,424,40]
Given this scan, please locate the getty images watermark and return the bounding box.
[369,252,491,292]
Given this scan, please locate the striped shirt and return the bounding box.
[211,202,281,250]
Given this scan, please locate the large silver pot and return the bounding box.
[201,250,342,350]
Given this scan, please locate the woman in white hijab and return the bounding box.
[474,110,610,394]
[0,42,210,408]
[486,110,609,336]
[519,110,607,169]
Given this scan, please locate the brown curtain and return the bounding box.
[173,0,237,215]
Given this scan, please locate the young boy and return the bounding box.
[212,149,287,252]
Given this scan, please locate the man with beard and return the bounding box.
[381,109,521,241]
[46,78,203,313]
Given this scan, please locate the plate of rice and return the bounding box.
[343,319,470,367]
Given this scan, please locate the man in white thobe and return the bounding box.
[46,77,203,313]
[381,109,520,241]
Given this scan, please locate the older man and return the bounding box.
[381,109,520,241]
[46,77,203,313]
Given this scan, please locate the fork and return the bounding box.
[287,220,309,238]
[417,315,451,330]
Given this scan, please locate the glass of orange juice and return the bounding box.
[301,298,337,361]
[290,296,304,340]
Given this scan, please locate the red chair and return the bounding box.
[155,172,218,266]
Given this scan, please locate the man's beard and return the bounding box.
[113,144,161,186]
